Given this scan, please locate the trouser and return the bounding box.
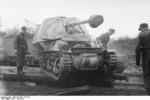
[142,51,150,94]
[17,49,26,73]
[102,43,108,50]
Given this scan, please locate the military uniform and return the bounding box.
[96,33,110,49]
[14,32,28,74]
[136,23,150,94]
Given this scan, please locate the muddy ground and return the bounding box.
[0,66,148,96]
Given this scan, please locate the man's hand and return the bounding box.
[136,62,140,66]
[14,50,17,54]
[26,50,30,54]
[136,62,142,71]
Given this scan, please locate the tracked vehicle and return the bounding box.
[32,15,118,85]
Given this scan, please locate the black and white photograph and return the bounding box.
[0,0,150,97]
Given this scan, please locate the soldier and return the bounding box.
[136,23,150,95]
[14,26,28,75]
[96,28,115,49]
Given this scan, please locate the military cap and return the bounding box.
[139,23,148,31]
[21,26,27,30]
[109,28,115,33]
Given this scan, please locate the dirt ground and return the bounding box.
[0,66,148,96]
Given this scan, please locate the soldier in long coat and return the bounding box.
[136,23,150,95]
[14,26,28,75]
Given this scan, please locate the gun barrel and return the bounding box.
[67,20,88,26]
[66,15,104,28]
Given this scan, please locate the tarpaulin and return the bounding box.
[32,17,92,51]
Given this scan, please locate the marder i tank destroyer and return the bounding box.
[32,15,119,86]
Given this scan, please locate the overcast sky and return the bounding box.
[0,0,150,39]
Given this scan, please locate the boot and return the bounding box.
[17,66,25,75]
